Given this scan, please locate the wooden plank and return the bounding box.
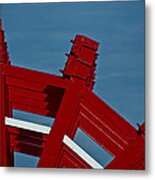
[6,76,46,92]
[10,94,49,110]
[79,106,128,149]
[80,101,131,144]
[9,86,47,101]
[12,102,51,117]
[4,64,68,89]
[81,88,136,136]
[7,126,48,141]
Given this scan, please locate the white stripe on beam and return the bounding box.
[5,117,51,134]
[63,135,103,169]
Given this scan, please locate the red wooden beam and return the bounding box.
[9,86,48,101]
[4,64,68,89]
[81,88,136,136]
[0,65,8,166]
[38,84,81,167]
[6,76,46,92]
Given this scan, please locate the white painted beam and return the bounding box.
[5,117,51,134]
[63,135,103,169]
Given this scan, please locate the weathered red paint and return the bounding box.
[0,19,144,169]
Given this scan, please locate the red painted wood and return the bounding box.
[12,102,51,117]
[10,94,49,109]
[81,88,136,136]
[4,64,68,89]
[73,35,99,51]
[0,69,13,166]
[0,23,144,169]
[106,134,144,169]
[38,84,81,167]
[57,144,91,168]
[7,126,48,157]
[6,76,46,92]
[0,20,10,65]
[137,123,145,137]
[79,116,124,155]
[9,86,47,101]
[79,106,129,147]
[0,68,14,167]
[10,133,46,148]
[0,21,9,166]
[7,126,48,141]
[13,142,43,157]
[0,64,9,166]
[62,35,99,90]
[11,93,65,118]
[80,101,131,144]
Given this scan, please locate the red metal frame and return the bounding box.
[0,19,145,169]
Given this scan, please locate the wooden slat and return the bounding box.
[80,101,131,144]
[9,86,47,101]
[12,102,51,117]
[38,85,81,167]
[6,76,46,92]
[81,89,136,136]
[13,141,43,157]
[80,106,129,148]
[3,64,68,89]
[7,126,48,141]
[78,115,124,155]
[10,94,49,110]
[10,134,46,149]
[7,121,49,157]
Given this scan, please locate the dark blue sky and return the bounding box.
[0,1,144,167]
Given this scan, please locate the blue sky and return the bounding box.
[0,1,144,167]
